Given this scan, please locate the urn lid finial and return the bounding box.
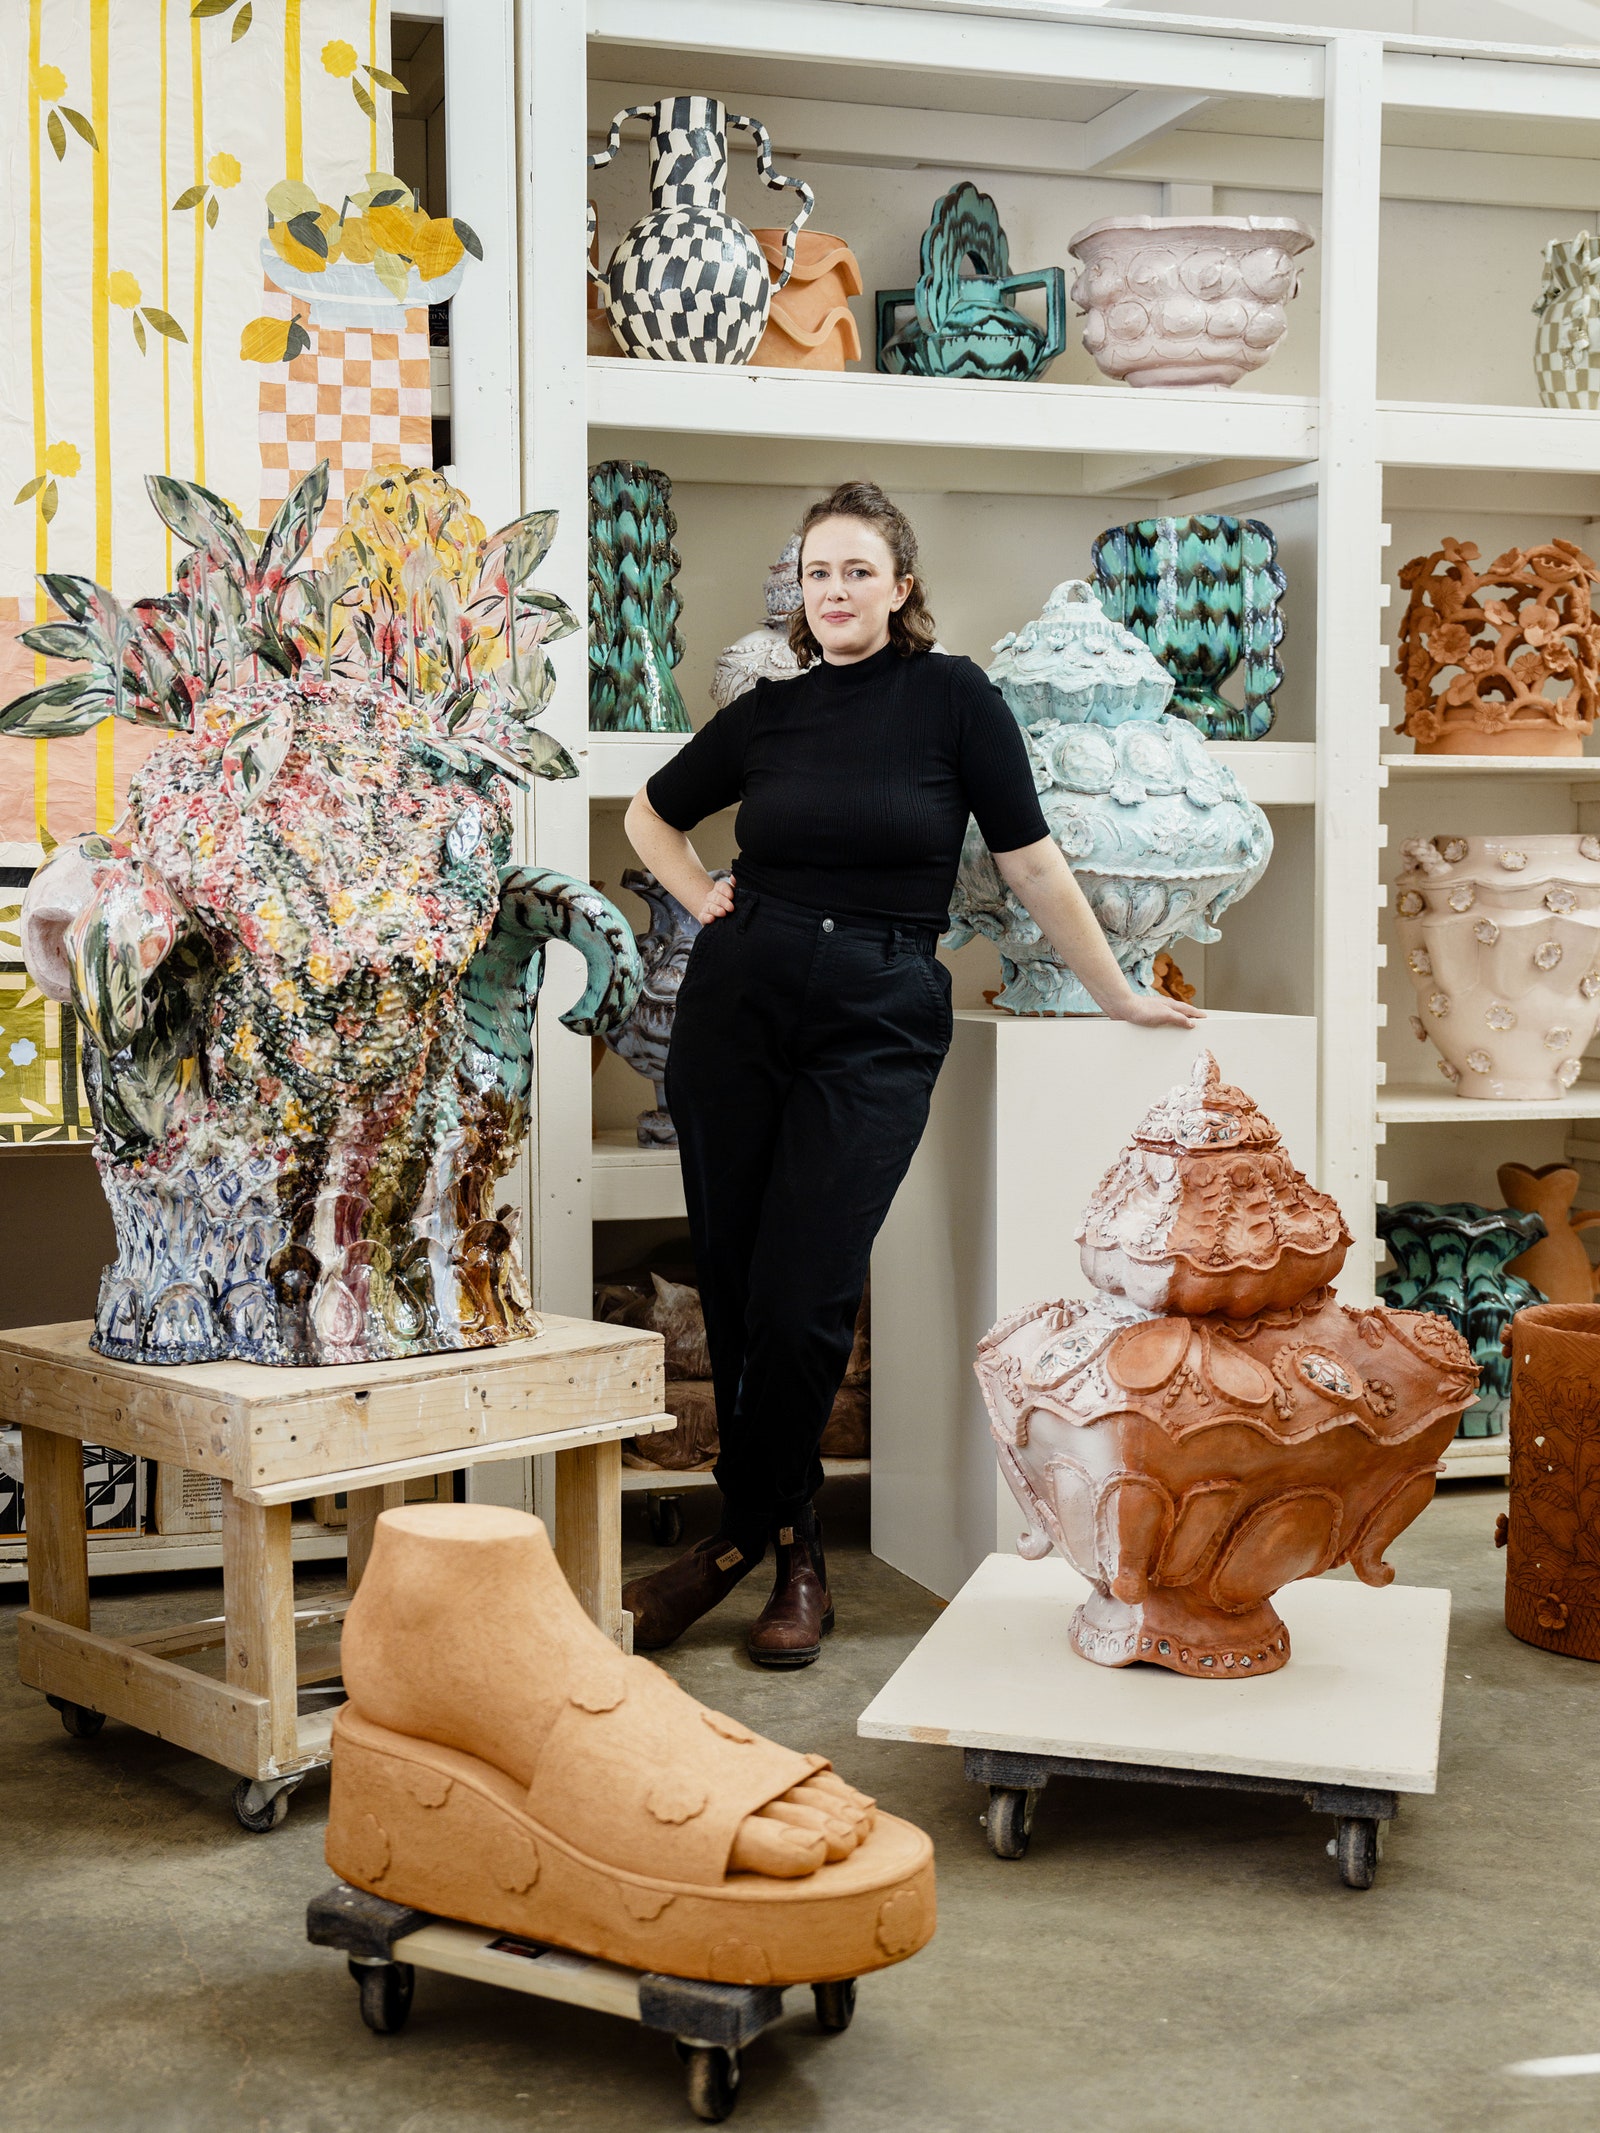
[1130,1049,1282,1153]
[988,578,1174,731]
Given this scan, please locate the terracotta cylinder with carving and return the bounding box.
[749,229,863,369]
[976,1054,1479,1678]
[1503,1303,1600,1659]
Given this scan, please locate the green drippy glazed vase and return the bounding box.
[1091,513,1287,742]
[588,460,690,734]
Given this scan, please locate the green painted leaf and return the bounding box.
[285,317,312,360]
[20,621,98,660]
[172,183,207,211]
[143,475,254,576]
[41,480,58,525]
[0,673,116,738]
[367,187,408,209]
[61,107,99,149]
[142,307,188,342]
[367,65,406,93]
[259,461,329,579]
[13,476,45,504]
[132,309,147,355]
[205,193,219,230]
[453,218,483,261]
[190,0,235,17]
[231,0,252,39]
[516,587,579,641]
[352,79,377,122]
[266,178,320,221]
[47,109,65,161]
[287,210,327,258]
[512,727,579,779]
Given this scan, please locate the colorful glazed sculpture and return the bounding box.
[327,1503,936,1981]
[876,183,1067,383]
[1394,834,1600,1098]
[975,1055,1479,1678]
[1396,537,1600,756]
[1091,514,1287,741]
[750,229,863,369]
[945,581,1271,1014]
[1533,233,1600,410]
[1498,1162,1600,1303]
[1376,1201,1544,1438]
[589,461,690,734]
[1500,1303,1600,1658]
[3,463,641,1366]
[1067,215,1314,389]
[603,866,728,1147]
[587,97,813,365]
[709,538,804,709]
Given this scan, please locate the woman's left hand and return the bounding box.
[1107,990,1206,1029]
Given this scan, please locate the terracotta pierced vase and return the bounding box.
[1498,1162,1600,1303]
[1533,233,1600,410]
[1375,1201,1545,1438]
[975,1054,1478,1679]
[1396,537,1600,756]
[749,229,863,369]
[1394,834,1600,1098]
[1501,1303,1600,1659]
[945,581,1271,1014]
[1066,215,1314,390]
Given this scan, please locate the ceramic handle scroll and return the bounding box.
[585,104,659,288]
[726,112,813,290]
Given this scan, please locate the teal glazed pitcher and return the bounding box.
[876,182,1067,383]
[1091,514,1287,742]
[1376,1201,1546,1438]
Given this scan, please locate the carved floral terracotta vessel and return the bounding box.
[975,1054,1479,1678]
[1394,834,1600,1099]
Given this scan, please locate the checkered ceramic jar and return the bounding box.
[1534,232,1600,409]
[588,96,813,366]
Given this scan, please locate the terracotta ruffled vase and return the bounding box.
[1498,1164,1600,1303]
[1394,834,1600,1098]
[975,1053,1479,1679]
[750,229,863,369]
[1501,1303,1600,1660]
[1395,537,1600,756]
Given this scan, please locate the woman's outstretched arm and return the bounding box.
[624,788,735,925]
[995,836,1204,1030]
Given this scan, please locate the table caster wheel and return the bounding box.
[1336,1816,1379,1890]
[349,1957,414,2034]
[985,1786,1036,1860]
[813,1978,856,2033]
[648,1493,685,1547]
[231,1775,298,1832]
[676,2041,741,2122]
[46,1695,105,1740]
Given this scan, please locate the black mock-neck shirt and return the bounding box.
[645,644,1048,930]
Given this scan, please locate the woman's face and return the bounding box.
[799,516,913,664]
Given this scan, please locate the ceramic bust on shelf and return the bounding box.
[4,463,641,1368]
[976,1054,1479,1678]
[945,580,1272,1013]
[709,537,804,709]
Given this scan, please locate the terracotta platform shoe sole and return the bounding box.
[326,1705,934,1987]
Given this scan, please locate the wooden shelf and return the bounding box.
[0,1519,347,1588]
[587,730,687,802]
[1381,753,1600,781]
[1378,1082,1600,1125]
[592,1130,687,1221]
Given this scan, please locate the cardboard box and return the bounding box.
[150,1463,225,1535]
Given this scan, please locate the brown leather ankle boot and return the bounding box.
[622,1532,762,1652]
[748,1525,834,1669]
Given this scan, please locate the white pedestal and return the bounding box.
[869,1009,1318,1600]
[859,1553,1450,1796]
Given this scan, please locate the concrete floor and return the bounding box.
[2,1476,1598,2133]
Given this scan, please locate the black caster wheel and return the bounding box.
[46,1695,105,1740]
[648,1494,685,1547]
[676,2041,741,2122]
[349,1958,415,2034]
[985,1786,1036,1860]
[813,1978,857,2033]
[1336,1817,1379,1890]
[231,1777,293,1832]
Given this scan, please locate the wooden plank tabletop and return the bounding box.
[0,1316,665,1493]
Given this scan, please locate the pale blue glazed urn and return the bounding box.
[946,580,1273,1014]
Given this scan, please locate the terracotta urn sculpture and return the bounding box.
[1500,1304,1600,1659]
[327,1503,936,1982]
[1395,537,1600,756]
[1498,1162,1600,1302]
[1533,232,1600,410]
[974,1054,1478,1678]
[750,229,863,369]
[1394,834,1600,1098]
[1066,215,1314,389]
[1376,1200,1545,1437]
[709,537,804,709]
[946,581,1271,1014]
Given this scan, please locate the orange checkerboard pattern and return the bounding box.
[256,277,433,549]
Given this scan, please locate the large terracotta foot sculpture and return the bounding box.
[327,1505,935,1986]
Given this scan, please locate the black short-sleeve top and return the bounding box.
[643,643,1048,930]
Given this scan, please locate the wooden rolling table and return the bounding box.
[2,1315,665,1828]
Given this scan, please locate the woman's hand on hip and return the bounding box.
[1108,989,1206,1029]
[698,875,736,926]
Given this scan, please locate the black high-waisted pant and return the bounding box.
[664,885,953,1551]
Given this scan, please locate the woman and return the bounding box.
[622,481,1202,1668]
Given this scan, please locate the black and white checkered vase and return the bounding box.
[1534,232,1600,410]
[588,96,814,365]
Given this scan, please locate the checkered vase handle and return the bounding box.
[724,113,814,291]
[586,103,659,287]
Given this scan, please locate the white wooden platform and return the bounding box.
[858,1553,1451,1796]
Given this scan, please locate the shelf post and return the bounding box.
[1316,32,1385,1301]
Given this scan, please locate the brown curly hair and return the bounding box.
[787,481,938,665]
